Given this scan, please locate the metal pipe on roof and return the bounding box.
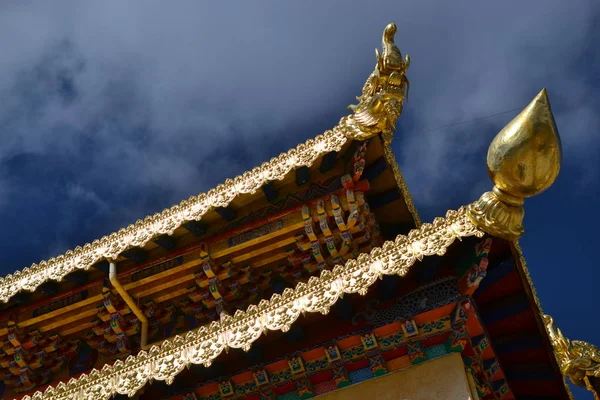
[109,261,149,350]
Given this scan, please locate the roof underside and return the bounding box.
[0,135,415,311]
[7,205,570,400]
[0,130,419,306]
[1,134,422,399]
[473,240,570,399]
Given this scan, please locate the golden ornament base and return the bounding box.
[466,186,525,240]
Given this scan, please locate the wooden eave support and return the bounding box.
[366,188,401,210]
[479,292,530,326]
[417,255,442,285]
[362,157,387,182]
[10,292,31,306]
[64,270,88,285]
[93,260,110,274]
[121,247,148,264]
[152,235,177,250]
[39,281,59,296]
[109,261,149,350]
[262,182,278,203]
[295,166,310,186]
[493,330,544,354]
[319,151,338,173]
[216,206,237,222]
[342,139,361,164]
[183,220,208,236]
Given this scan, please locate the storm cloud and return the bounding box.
[0,1,598,270]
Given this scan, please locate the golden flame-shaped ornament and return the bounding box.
[467,88,562,240]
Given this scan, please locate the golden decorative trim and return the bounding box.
[512,241,544,313]
[0,128,349,303]
[544,314,599,399]
[381,138,421,227]
[0,22,417,304]
[23,207,483,399]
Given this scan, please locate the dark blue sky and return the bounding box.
[0,1,598,397]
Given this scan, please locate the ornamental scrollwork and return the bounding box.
[23,207,483,400]
[381,139,421,227]
[0,129,348,303]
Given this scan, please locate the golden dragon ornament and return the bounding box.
[341,22,410,143]
[544,315,600,399]
[1,20,589,400]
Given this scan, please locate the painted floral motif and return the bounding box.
[305,357,328,373]
[288,356,305,375]
[234,380,257,395]
[341,345,365,361]
[269,369,293,385]
[379,332,403,349]
[324,345,342,363]
[361,333,379,351]
[253,369,269,387]
[401,320,419,338]
[421,317,448,334]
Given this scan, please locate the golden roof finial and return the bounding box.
[341,22,410,143]
[467,88,562,240]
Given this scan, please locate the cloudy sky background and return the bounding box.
[0,1,598,396]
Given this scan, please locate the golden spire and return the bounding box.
[467,88,562,240]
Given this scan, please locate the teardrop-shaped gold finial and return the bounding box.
[467,88,562,240]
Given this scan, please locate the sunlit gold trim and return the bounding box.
[512,241,544,313]
[381,138,421,227]
[512,241,575,400]
[0,128,348,303]
[544,314,599,399]
[0,22,416,304]
[23,207,482,399]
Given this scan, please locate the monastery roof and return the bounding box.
[0,128,419,305]
[2,22,594,400]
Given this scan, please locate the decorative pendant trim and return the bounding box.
[0,128,349,303]
[24,207,482,399]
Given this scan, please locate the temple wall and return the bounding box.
[316,353,473,400]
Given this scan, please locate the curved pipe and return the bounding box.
[109,262,149,350]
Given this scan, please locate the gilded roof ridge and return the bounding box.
[0,22,420,304]
[22,207,481,400]
[0,128,348,303]
[381,139,421,227]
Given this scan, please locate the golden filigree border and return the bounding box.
[23,207,482,400]
[0,128,351,303]
[0,126,424,305]
[381,138,421,227]
[512,241,544,313]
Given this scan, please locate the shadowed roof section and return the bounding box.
[0,129,420,304]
